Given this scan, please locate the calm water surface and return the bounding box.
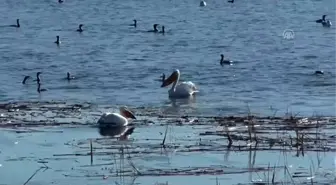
[0,0,335,116]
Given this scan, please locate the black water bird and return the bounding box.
[159,26,165,34]
[55,36,60,45]
[315,70,324,75]
[58,0,64,3]
[67,72,75,81]
[34,72,42,84]
[37,83,47,93]
[228,0,234,3]
[130,20,137,28]
[148,24,159,32]
[76,24,83,32]
[22,76,31,84]
[9,19,20,28]
[220,54,233,66]
[316,15,326,23]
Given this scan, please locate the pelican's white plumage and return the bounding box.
[161,69,198,98]
[97,106,136,127]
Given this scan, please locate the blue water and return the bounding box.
[0,0,335,116]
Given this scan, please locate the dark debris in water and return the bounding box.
[1,101,335,184]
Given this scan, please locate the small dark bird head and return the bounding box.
[322,15,326,20]
[133,19,137,23]
[56,36,59,39]
[37,72,42,77]
[67,72,70,79]
[220,54,224,59]
[79,24,83,28]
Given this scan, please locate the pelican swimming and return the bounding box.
[97,106,136,127]
[161,69,198,98]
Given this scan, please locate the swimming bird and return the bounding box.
[22,76,31,84]
[67,72,75,81]
[161,69,198,98]
[315,70,324,75]
[316,15,332,27]
[130,19,137,28]
[58,0,64,3]
[159,26,165,34]
[76,24,83,32]
[200,1,206,7]
[228,0,234,3]
[97,106,136,127]
[220,54,233,65]
[322,19,332,27]
[148,24,159,32]
[55,36,60,45]
[9,19,20,28]
[34,72,42,84]
[37,83,47,93]
[316,15,327,23]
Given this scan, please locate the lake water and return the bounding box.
[0,0,335,116]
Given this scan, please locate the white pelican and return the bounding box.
[97,106,136,127]
[161,69,198,98]
[200,1,206,7]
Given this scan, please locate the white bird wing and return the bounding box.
[97,112,128,126]
[176,81,198,95]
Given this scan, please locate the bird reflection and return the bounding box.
[98,125,135,140]
[169,95,196,107]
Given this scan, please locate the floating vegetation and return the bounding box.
[0,101,335,185]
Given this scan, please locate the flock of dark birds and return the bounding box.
[6,0,333,93]
[22,72,75,93]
